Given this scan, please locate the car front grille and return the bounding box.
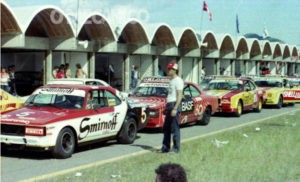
[1,124,25,136]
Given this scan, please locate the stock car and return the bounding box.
[0,89,25,113]
[204,77,264,117]
[253,76,300,108]
[128,77,219,128]
[0,84,148,159]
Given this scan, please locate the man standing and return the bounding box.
[160,62,184,153]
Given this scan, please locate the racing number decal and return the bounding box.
[140,107,147,123]
[16,112,35,117]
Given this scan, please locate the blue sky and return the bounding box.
[5,0,300,45]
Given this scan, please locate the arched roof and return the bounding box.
[13,5,74,38]
[247,39,262,58]
[200,31,218,49]
[178,28,200,49]
[151,24,176,47]
[1,2,22,35]
[236,36,249,58]
[77,14,115,42]
[291,46,299,59]
[281,44,291,59]
[216,33,235,54]
[118,19,149,44]
[261,41,272,57]
[270,43,282,59]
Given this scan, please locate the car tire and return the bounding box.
[234,101,243,117]
[254,99,262,112]
[275,96,283,109]
[118,117,137,144]
[51,127,75,159]
[197,106,211,125]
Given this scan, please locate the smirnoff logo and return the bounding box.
[79,113,119,140]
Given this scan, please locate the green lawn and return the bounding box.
[43,111,300,182]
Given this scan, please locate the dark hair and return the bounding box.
[155,163,187,182]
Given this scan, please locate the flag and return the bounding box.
[236,14,240,34]
[263,26,269,38]
[202,1,212,21]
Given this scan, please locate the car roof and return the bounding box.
[47,78,109,86]
[39,84,113,91]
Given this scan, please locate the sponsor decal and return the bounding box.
[139,83,169,88]
[79,113,119,140]
[283,91,300,99]
[1,119,30,125]
[181,115,188,124]
[142,77,170,83]
[181,101,194,112]
[40,88,74,94]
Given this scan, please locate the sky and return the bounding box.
[4,0,300,46]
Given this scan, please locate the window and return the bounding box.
[105,90,121,107]
[189,85,200,97]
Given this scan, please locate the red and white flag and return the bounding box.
[202,1,212,21]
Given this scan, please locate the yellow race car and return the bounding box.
[253,76,300,108]
[204,77,264,117]
[0,89,25,113]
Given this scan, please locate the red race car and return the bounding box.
[1,84,149,158]
[128,77,218,128]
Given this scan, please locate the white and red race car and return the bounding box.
[0,84,148,158]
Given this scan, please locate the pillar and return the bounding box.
[123,55,130,91]
[88,52,95,79]
[231,59,235,76]
[45,50,52,84]
[152,55,159,76]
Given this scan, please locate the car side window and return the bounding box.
[183,85,192,98]
[87,90,101,109]
[189,85,201,97]
[248,81,256,90]
[105,90,121,107]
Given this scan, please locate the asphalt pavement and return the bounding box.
[1,104,300,182]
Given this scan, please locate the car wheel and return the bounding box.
[275,96,283,109]
[52,127,75,159]
[254,99,262,112]
[197,106,211,125]
[118,117,137,144]
[234,101,243,117]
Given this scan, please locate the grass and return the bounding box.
[43,111,300,182]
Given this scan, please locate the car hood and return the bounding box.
[128,96,166,109]
[205,90,242,98]
[0,107,84,126]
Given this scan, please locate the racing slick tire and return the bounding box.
[118,117,137,144]
[197,106,211,125]
[234,100,243,117]
[275,96,283,109]
[52,127,75,159]
[254,99,263,113]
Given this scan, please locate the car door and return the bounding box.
[180,84,195,124]
[78,89,123,142]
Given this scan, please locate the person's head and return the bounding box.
[155,163,187,182]
[76,64,82,69]
[167,62,179,77]
[1,67,7,73]
[134,65,138,70]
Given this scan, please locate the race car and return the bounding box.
[0,89,25,113]
[253,76,300,108]
[204,78,264,117]
[1,85,148,159]
[128,77,219,128]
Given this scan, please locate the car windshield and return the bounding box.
[206,80,243,90]
[254,80,282,87]
[24,88,85,109]
[132,86,168,97]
